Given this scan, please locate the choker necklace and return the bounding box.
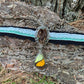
[0,25,84,68]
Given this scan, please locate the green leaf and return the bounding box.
[49,81,55,84]
[4,79,12,83]
[12,82,16,84]
[44,81,48,84]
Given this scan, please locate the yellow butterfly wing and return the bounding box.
[35,53,45,67]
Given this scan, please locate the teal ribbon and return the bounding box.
[0,27,36,38]
[0,26,84,42]
[49,32,84,42]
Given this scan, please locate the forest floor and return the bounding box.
[0,1,84,84]
[0,63,58,84]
